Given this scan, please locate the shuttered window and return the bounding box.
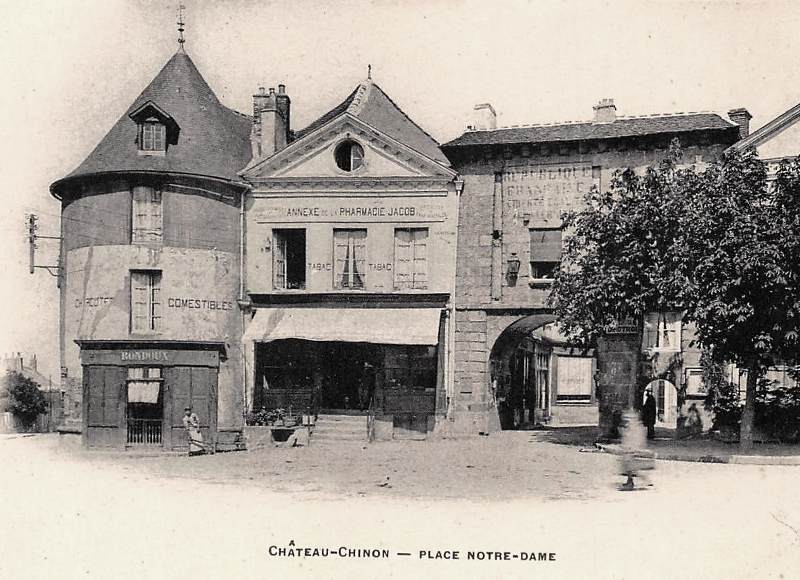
[394,228,429,290]
[132,186,163,243]
[334,229,366,289]
[529,228,562,279]
[131,271,162,333]
[273,229,306,290]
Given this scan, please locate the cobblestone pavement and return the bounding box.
[2,433,798,580]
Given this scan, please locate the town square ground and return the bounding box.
[1,432,798,580]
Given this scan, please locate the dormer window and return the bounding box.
[140,118,166,152]
[128,100,179,156]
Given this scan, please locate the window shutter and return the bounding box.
[274,234,287,289]
[150,278,161,332]
[333,230,349,288]
[131,271,149,332]
[351,230,366,288]
[412,229,428,288]
[394,229,413,289]
[530,229,562,262]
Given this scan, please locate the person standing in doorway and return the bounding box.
[183,406,205,456]
[642,386,657,440]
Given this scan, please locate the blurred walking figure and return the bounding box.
[642,386,657,440]
[618,410,655,491]
[182,406,204,456]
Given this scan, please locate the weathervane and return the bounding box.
[177,4,186,47]
[367,64,372,80]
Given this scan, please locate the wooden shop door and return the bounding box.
[164,366,218,451]
[83,365,126,449]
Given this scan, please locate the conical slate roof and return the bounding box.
[294,79,450,166]
[53,50,251,193]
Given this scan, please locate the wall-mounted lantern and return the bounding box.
[454,176,464,196]
[506,253,521,286]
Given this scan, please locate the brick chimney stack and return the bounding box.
[728,108,752,139]
[472,103,497,131]
[593,98,617,124]
[252,84,291,159]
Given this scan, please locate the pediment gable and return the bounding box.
[241,114,455,182]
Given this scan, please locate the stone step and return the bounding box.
[316,414,368,423]
[313,431,366,441]
[312,415,368,442]
[313,423,367,433]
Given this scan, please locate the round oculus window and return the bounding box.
[334,140,364,172]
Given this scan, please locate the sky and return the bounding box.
[1,0,799,381]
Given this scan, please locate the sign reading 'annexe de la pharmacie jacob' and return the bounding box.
[255,202,447,223]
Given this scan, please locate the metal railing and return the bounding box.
[127,419,162,445]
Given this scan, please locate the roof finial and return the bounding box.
[367,64,372,80]
[177,4,186,48]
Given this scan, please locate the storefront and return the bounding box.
[243,308,444,425]
[240,76,459,439]
[77,342,222,450]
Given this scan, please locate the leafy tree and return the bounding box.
[550,142,689,344]
[1,371,47,427]
[676,151,800,449]
[551,145,800,450]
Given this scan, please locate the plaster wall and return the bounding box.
[246,187,458,296]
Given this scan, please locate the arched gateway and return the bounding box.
[489,315,598,429]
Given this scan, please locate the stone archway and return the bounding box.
[488,314,556,430]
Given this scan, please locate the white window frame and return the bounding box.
[643,312,682,352]
[272,229,306,290]
[140,118,166,152]
[333,229,367,289]
[132,186,163,244]
[394,227,429,290]
[131,270,162,334]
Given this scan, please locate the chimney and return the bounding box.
[252,85,289,159]
[276,84,291,142]
[473,103,497,131]
[728,108,752,139]
[593,98,617,124]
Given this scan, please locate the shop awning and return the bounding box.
[243,308,442,345]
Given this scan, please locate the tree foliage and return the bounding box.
[1,371,47,426]
[549,142,690,343]
[550,144,800,448]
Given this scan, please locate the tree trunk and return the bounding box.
[739,364,758,451]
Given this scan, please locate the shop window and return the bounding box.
[383,345,437,390]
[334,140,364,172]
[139,118,166,152]
[535,350,550,410]
[555,356,593,403]
[132,186,163,243]
[530,228,562,280]
[126,367,162,445]
[643,312,681,351]
[394,228,428,290]
[273,229,306,290]
[131,270,162,333]
[334,229,366,289]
